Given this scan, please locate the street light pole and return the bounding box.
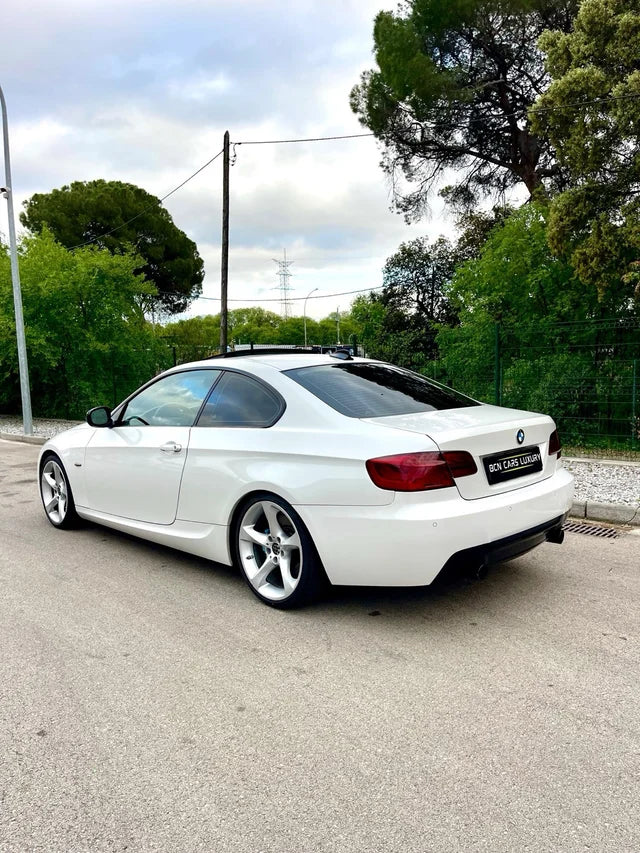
[303,287,318,347]
[0,85,32,435]
[219,129,230,353]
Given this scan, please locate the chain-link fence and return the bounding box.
[429,319,640,460]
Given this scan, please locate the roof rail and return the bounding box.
[206,346,324,360]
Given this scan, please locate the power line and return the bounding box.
[236,132,375,146]
[235,93,640,146]
[68,148,224,250]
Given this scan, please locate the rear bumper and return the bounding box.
[438,513,567,581]
[296,468,574,586]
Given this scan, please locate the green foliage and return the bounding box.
[350,210,511,368]
[0,231,163,418]
[162,308,361,356]
[432,205,640,450]
[21,180,204,314]
[531,0,640,301]
[352,236,458,367]
[436,203,588,396]
[382,236,458,324]
[446,203,588,323]
[351,0,578,217]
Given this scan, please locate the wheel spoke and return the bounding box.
[58,495,67,519]
[248,556,277,589]
[241,524,269,548]
[43,473,56,490]
[280,530,301,553]
[263,502,284,539]
[53,465,63,487]
[45,496,58,513]
[280,553,298,595]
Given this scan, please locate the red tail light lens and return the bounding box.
[366,452,454,491]
[549,429,562,458]
[366,451,477,492]
[442,451,478,478]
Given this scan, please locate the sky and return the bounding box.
[0,0,453,321]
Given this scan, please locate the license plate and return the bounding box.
[483,445,543,485]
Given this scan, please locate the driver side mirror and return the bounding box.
[86,406,113,428]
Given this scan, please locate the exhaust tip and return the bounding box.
[546,528,564,545]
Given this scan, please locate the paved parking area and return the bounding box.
[1,439,639,852]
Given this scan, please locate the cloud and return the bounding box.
[1,0,457,322]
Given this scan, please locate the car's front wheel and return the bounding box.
[39,453,80,529]
[232,493,325,609]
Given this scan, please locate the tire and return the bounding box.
[39,453,80,529]
[232,492,325,609]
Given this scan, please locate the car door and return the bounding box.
[83,369,220,524]
[177,369,285,525]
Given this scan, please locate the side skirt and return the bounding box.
[75,506,232,565]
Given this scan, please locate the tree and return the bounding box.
[437,202,595,401]
[350,0,578,218]
[530,0,640,301]
[381,236,458,324]
[350,209,510,367]
[21,180,204,314]
[0,231,160,417]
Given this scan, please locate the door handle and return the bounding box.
[160,441,182,453]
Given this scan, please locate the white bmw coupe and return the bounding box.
[38,349,573,608]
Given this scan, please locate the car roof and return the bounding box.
[174,353,376,372]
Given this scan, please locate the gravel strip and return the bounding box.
[0,415,82,439]
[2,415,638,507]
[564,459,640,507]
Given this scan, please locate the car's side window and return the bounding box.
[195,371,283,428]
[119,370,220,427]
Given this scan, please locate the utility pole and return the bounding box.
[219,130,230,353]
[336,306,340,343]
[0,85,32,435]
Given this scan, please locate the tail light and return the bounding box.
[549,429,562,458]
[366,451,476,492]
[442,450,478,478]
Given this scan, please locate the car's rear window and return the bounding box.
[284,363,480,418]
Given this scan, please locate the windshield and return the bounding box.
[284,362,480,418]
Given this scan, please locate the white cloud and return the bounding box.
[1,0,458,324]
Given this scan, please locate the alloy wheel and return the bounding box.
[237,500,303,602]
[41,459,69,525]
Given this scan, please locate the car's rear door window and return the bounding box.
[196,371,284,427]
[284,363,479,417]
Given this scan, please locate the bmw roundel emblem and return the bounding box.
[516,429,525,445]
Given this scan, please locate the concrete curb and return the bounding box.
[565,456,640,468]
[569,499,640,527]
[0,432,47,446]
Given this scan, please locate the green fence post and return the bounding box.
[111,356,117,409]
[494,323,501,405]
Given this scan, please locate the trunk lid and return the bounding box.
[362,404,559,500]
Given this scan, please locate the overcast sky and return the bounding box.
[1,0,452,320]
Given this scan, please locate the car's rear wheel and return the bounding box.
[39,454,79,529]
[233,492,325,609]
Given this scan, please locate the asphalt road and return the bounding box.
[1,439,639,853]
